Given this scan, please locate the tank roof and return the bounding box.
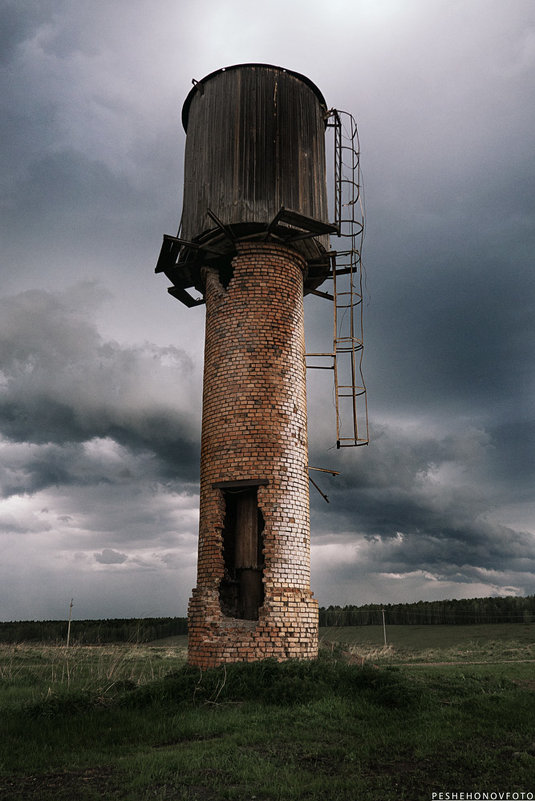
[181,63,328,132]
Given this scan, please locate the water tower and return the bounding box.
[156,64,367,668]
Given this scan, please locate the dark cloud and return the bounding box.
[366,262,533,420]
[309,419,535,599]
[95,548,127,565]
[6,149,133,228]
[0,1,56,65]
[488,420,535,494]
[0,286,200,493]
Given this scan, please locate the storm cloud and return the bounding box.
[0,286,200,477]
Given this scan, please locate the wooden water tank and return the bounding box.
[180,63,331,249]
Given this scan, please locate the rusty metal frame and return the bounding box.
[306,109,369,448]
[307,466,340,504]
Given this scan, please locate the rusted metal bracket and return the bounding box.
[207,208,237,243]
[155,233,224,274]
[308,288,334,301]
[308,466,340,503]
[167,286,204,307]
[266,207,337,242]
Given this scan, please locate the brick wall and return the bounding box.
[188,242,319,668]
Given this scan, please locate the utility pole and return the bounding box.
[381,608,387,647]
[66,598,73,647]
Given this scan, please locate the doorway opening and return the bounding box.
[219,486,265,620]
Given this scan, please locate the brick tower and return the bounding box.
[156,64,339,666]
[188,243,318,666]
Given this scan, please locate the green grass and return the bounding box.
[320,623,535,664]
[0,641,188,712]
[1,628,535,800]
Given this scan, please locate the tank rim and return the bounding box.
[181,63,328,132]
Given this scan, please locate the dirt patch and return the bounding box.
[0,766,240,801]
[512,678,535,691]
[0,766,123,800]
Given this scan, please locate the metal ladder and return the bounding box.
[307,109,369,448]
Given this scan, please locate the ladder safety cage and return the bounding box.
[306,109,369,448]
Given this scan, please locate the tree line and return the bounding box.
[1,596,534,643]
[0,616,188,644]
[319,596,535,626]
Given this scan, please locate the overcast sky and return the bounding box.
[1,0,534,622]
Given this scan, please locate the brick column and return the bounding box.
[187,242,318,667]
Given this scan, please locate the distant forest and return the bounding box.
[319,596,535,626]
[0,617,188,645]
[1,596,534,643]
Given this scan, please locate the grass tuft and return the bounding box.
[122,655,426,711]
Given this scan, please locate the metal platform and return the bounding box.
[155,207,337,307]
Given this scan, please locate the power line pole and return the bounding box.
[381,608,387,647]
[66,598,73,647]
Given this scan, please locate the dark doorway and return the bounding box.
[219,487,265,619]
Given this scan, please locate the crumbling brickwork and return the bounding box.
[188,242,319,668]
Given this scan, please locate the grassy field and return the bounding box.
[1,626,534,800]
[319,622,535,663]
